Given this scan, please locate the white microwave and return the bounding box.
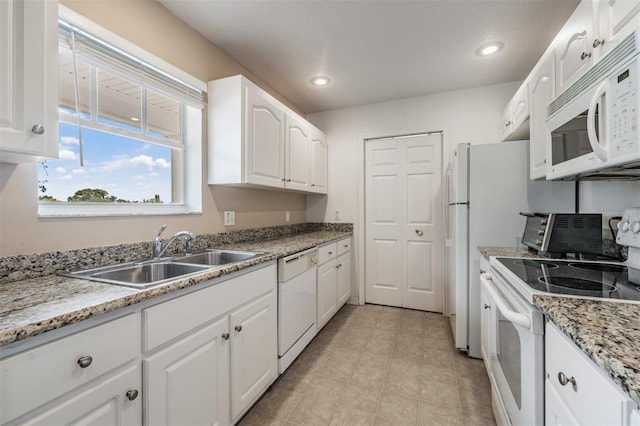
[546,29,640,180]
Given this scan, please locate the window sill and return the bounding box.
[38,203,202,218]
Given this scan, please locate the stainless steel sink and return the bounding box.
[62,261,211,289]
[170,249,261,266]
[61,249,263,288]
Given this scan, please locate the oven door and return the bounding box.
[481,271,544,426]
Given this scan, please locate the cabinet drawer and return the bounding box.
[546,322,626,426]
[144,263,276,352]
[318,242,337,264]
[0,313,139,423]
[337,238,351,256]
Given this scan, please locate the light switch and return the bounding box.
[224,211,235,226]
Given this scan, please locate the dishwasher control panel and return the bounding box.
[278,248,318,282]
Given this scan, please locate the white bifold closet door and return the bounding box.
[365,132,443,312]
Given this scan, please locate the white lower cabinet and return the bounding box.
[317,238,352,330]
[144,318,230,426]
[545,321,634,426]
[143,263,278,425]
[0,313,141,425]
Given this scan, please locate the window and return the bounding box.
[38,7,205,216]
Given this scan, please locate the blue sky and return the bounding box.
[39,122,173,202]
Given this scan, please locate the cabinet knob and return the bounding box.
[504,121,512,128]
[483,304,490,310]
[31,124,45,135]
[328,251,332,255]
[480,269,486,274]
[235,325,243,332]
[126,389,139,401]
[221,332,230,340]
[77,356,93,368]
[344,244,348,248]
[287,179,291,182]
[311,184,315,187]
[415,229,423,236]
[580,51,592,60]
[557,371,577,389]
[592,38,604,48]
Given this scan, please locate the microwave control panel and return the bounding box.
[610,58,638,158]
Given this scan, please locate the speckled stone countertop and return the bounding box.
[535,295,640,405]
[0,230,351,348]
[477,246,544,260]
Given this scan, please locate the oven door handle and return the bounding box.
[480,273,531,329]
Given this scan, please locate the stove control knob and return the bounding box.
[632,221,640,234]
[621,220,631,232]
[540,219,548,226]
[537,230,545,235]
[535,239,543,245]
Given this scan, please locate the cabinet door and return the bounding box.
[317,260,338,330]
[310,129,328,194]
[229,290,278,421]
[597,0,640,58]
[245,86,285,188]
[545,381,580,426]
[528,53,555,180]
[499,104,512,141]
[555,0,596,95]
[144,317,230,426]
[0,0,58,163]
[285,114,310,191]
[24,364,141,425]
[337,252,351,306]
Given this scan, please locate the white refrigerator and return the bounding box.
[445,140,575,358]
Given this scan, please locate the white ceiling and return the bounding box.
[159,0,580,114]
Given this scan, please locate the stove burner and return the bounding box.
[513,259,560,269]
[568,263,627,274]
[538,276,616,292]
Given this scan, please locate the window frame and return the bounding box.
[38,5,205,218]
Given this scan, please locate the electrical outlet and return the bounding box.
[285,211,290,222]
[223,211,235,226]
[334,209,341,221]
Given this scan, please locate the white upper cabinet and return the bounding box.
[309,127,328,194]
[555,0,596,95]
[500,82,530,141]
[597,0,640,58]
[528,52,555,180]
[0,0,58,164]
[208,75,327,194]
[285,113,311,191]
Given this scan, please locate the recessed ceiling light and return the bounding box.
[477,42,503,56]
[311,76,331,86]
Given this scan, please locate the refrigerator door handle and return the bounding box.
[445,165,452,239]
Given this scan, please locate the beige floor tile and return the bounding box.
[237,410,285,426]
[274,371,314,394]
[461,410,496,426]
[317,349,360,380]
[252,386,304,419]
[457,385,493,419]
[287,393,339,426]
[376,392,418,425]
[422,346,454,368]
[421,363,456,383]
[329,406,376,426]
[339,383,381,413]
[350,364,388,389]
[382,369,421,399]
[419,378,460,411]
[306,376,347,404]
[418,400,462,426]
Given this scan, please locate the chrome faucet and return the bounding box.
[152,225,196,259]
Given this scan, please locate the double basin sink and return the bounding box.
[62,249,262,289]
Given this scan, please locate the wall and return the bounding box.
[306,82,640,303]
[0,0,306,256]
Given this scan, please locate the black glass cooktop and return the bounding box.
[495,257,640,301]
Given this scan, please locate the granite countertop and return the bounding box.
[535,295,640,405]
[478,246,544,260]
[0,230,351,348]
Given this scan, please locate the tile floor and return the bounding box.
[239,304,497,426]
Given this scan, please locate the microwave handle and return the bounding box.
[480,273,531,329]
[587,81,609,162]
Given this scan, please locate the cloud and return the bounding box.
[60,136,79,145]
[59,149,78,160]
[72,168,85,175]
[55,167,67,173]
[59,175,72,181]
[100,155,170,172]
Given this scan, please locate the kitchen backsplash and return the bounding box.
[0,223,353,284]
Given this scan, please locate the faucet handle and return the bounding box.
[156,224,167,239]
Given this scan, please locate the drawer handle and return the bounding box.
[235,325,243,332]
[77,356,93,368]
[557,371,577,389]
[126,389,139,401]
[483,304,490,310]
[221,333,230,340]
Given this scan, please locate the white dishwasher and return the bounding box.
[278,247,318,374]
